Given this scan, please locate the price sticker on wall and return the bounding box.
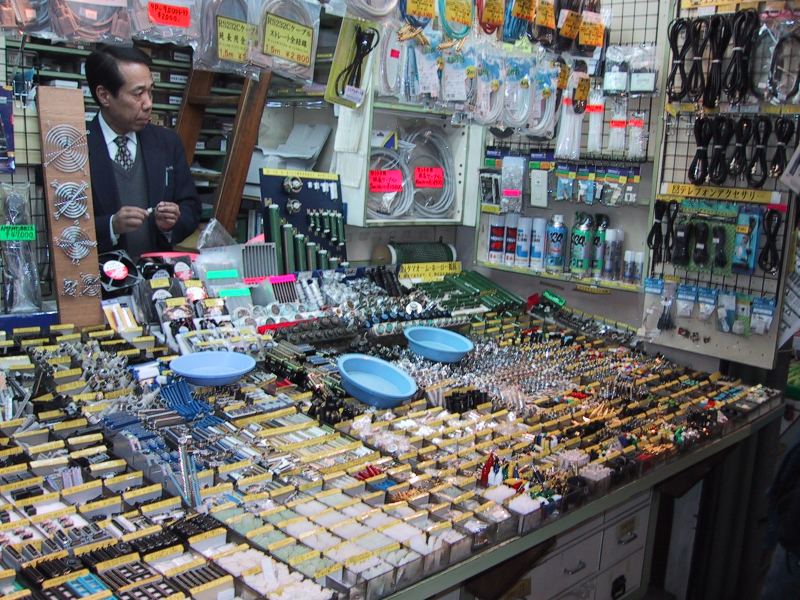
[0,224,35,241]
[369,170,404,193]
[263,13,313,66]
[148,1,190,27]
[414,167,444,189]
[216,16,251,63]
[406,0,435,19]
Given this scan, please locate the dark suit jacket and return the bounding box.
[88,116,201,253]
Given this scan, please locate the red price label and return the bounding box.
[369,169,404,193]
[148,1,190,27]
[414,167,444,189]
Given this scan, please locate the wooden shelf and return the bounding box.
[476,260,642,293]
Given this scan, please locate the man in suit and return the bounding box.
[85,46,200,259]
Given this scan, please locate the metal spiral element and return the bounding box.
[44,125,88,173]
[54,225,96,264]
[51,180,89,220]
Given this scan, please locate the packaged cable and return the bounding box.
[576,0,610,57]
[471,44,505,126]
[554,65,588,160]
[629,43,658,95]
[606,97,627,155]
[132,0,200,47]
[697,287,717,321]
[375,20,404,98]
[50,0,132,44]
[405,126,457,219]
[602,45,629,95]
[751,297,775,335]
[442,44,471,111]
[626,111,646,160]
[503,54,533,129]
[195,0,259,78]
[0,183,41,314]
[676,284,697,318]
[406,31,442,106]
[367,146,413,220]
[325,15,381,109]
[585,86,604,154]
[249,0,320,82]
[13,0,58,39]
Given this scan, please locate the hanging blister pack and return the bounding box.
[472,44,504,125]
[195,0,258,78]
[676,284,698,318]
[751,296,776,335]
[716,291,736,333]
[410,32,443,105]
[554,162,575,202]
[732,206,761,274]
[576,165,596,204]
[503,54,534,129]
[697,287,718,321]
[602,45,629,95]
[732,293,752,336]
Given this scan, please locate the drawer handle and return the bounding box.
[618,532,638,546]
[563,561,587,575]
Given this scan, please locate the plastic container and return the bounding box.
[403,326,474,363]
[337,354,417,408]
[170,351,255,385]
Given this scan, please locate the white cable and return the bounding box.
[345,0,398,18]
[404,127,456,219]
[503,78,532,128]
[378,22,403,96]
[586,87,605,154]
[259,0,316,80]
[367,147,414,220]
[527,86,557,138]
[473,78,505,125]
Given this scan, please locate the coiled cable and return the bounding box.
[378,22,403,96]
[345,0,398,18]
[527,76,558,138]
[664,201,679,263]
[258,0,317,80]
[712,225,727,268]
[708,115,734,185]
[687,17,710,103]
[672,220,693,267]
[437,0,472,39]
[501,0,527,42]
[702,14,731,109]
[727,116,752,179]
[692,220,709,266]
[335,25,380,96]
[198,0,249,72]
[666,17,691,102]
[688,116,713,185]
[503,69,533,128]
[769,31,800,103]
[746,115,772,189]
[367,148,414,220]
[647,200,667,267]
[722,9,758,104]
[398,0,430,28]
[404,127,456,219]
[770,116,795,178]
[758,209,781,275]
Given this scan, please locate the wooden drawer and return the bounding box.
[595,549,645,600]
[600,506,649,570]
[528,531,603,599]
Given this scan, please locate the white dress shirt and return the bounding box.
[97,112,138,246]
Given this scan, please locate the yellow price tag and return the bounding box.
[578,11,604,47]
[216,16,251,64]
[406,0,435,19]
[398,261,462,282]
[445,0,472,26]
[483,0,505,25]
[150,278,170,289]
[263,13,313,67]
[511,0,535,22]
[535,0,556,29]
[557,9,581,39]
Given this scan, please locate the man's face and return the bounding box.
[96,61,154,134]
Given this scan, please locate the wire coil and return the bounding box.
[54,225,97,265]
[44,124,88,173]
[51,180,89,220]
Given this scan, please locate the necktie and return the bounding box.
[114,135,133,171]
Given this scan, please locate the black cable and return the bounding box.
[769,31,800,103]
[666,18,692,102]
[692,220,709,266]
[727,116,753,179]
[687,17,710,103]
[770,117,795,178]
[664,201,679,263]
[722,9,759,105]
[746,116,772,189]
[750,26,774,102]
[708,115,734,185]
[335,25,380,97]
[647,200,668,267]
[657,302,676,331]
[528,0,557,47]
[702,14,732,109]
[758,209,782,275]
[672,219,693,267]
[712,225,727,268]
[688,116,713,185]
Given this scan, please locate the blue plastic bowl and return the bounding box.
[170,351,256,386]
[337,354,417,409]
[404,326,474,363]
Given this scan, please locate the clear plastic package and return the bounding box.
[526,64,559,139]
[471,44,504,125]
[195,0,259,77]
[629,43,658,95]
[503,54,535,129]
[50,0,131,44]
[0,183,41,314]
[627,110,646,160]
[602,45,629,95]
[586,86,605,154]
[14,0,58,39]
[606,97,628,155]
[132,0,200,47]
[249,0,320,83]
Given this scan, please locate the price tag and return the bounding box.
[368,170,404,193]
[483,0,505,26]
[406,0,435,19]
[216,16,251,64]
[263,13,313,67]
[342,85,365,105]
[398,262,461,282]
[511,0,535,22]
[0,225,35,242]
[578,11,604,47]
[557,9,581,39]
[445,0,472,26]
[535,0,556,29]
[147,2,190,27]
[414,167,444,189]
[557,62,570,90]
[575,74,590,103]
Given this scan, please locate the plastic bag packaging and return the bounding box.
[195,0,259,78]
[629,43,658,95]
[197,218,238,250]
[606,97,627,155]
[676,284,697,318]
[732,293,752,336]
[602,45,629,95]
[405,31,442,106]
[576,1,610,57]
[716,291,736,333]
[0,0,18,29]
[526,65,559,139]
[248,0,320,83]
[375,20,404,98]
[0,183,41,314]
[751,296,776,335]
[50,0,132,44]
[442,46,470,110]
[576,165,596,204]
[132,0,201,47]
[13,0,58,38]
[697,287,717,321]
[586,86,604,154]
[405,125,457,219]
[471,44,504,125]
[555,69,587,160]
[503,54,533,129]
[554,163,575,201]
[627,111,646,160]
[500,155,525,213]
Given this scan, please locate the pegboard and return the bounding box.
[644,0,796,368]
[260,168,347,273]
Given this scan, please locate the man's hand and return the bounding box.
[111,206,149,235]
[154,202,180,232]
